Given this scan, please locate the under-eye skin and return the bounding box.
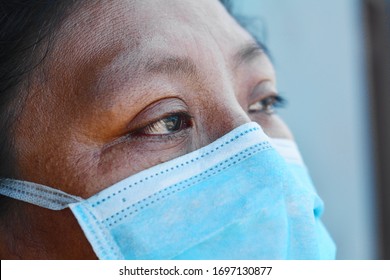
[130,112,194,139]
[248,95,287,115]
[100,111,193,155]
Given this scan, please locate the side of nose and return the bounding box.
[192,97,252,150]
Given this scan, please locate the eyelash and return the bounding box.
[248,95,287,115]
[130,95,286,139]
[131,112,193,138]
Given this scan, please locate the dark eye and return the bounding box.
[248,95,286,115]
[134,112,193,136]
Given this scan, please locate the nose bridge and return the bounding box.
[195,96,252,148]
[218,102,251,135]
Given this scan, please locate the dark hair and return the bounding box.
[0,0,80,177]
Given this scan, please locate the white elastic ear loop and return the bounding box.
[270,138,304,166]
[0,178,82,210]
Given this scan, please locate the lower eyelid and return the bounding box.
[128,126,192,143]
[100,128,191,159]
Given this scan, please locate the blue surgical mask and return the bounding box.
[0,122,336,259]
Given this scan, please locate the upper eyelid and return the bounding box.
[233,41,264,70]
[248,80,278,101]
[248,95,286,113]
[125,97,190,130]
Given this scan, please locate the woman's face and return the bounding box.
[9,0,292,258]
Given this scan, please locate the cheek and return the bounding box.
[250,113,293,139]
[14,202,97,259]
[96,135,190,189]
[17,136,104,198]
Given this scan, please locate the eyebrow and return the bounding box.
[233,41,264,69]
[145,56,199,80]
[144,41,264,79]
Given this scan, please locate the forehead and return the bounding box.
[37,0,268,121]
[51,0,254,73]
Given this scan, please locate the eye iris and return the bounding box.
[135,112,192,136]
[248,95,286,115]
[262,97,274,113]
[163,115,181,132]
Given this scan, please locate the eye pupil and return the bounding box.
[262,97,274,112]
[134,112,192,137]
[163,116,181,131]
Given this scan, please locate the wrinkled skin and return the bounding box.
[0,0,292,259]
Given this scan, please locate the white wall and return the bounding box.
[235,0,379,259]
